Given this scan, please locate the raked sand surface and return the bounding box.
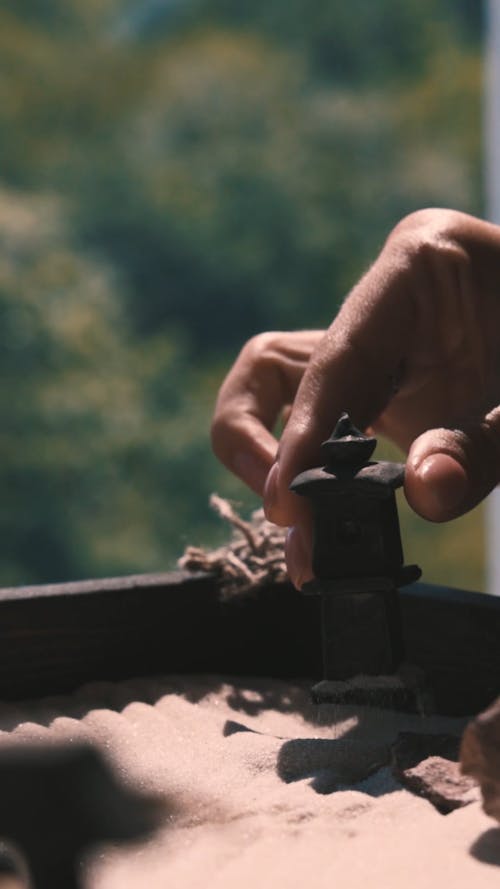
[0,675,498,888]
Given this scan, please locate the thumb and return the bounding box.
[405,409,500,521]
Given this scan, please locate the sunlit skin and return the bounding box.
[212,209,500,588]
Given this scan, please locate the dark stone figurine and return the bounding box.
[290,413,422,707]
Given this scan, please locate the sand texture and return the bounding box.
[0,675,498,888]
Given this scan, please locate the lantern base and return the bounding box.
[311,665,430,714]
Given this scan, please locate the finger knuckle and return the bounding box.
[387,208,469,265]
[388,208,461,242]
[240,331,285,366]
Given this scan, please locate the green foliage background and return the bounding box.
[0,0,486,589]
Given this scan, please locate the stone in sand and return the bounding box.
[400,756,478,814]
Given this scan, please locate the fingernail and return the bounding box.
[285,525,313,590]
[263,462,280,519]
[416,453,468,516]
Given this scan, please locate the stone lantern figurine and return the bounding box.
[290,413,422,707]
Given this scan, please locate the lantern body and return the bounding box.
[311,488,404,581]
[290,458,409,589]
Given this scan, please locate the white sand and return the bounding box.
[0,675,498,888]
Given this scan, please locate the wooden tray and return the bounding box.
[0,572,498,715]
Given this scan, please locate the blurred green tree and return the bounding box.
[0,187,237,583]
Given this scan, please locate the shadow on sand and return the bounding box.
[470,828,500,866]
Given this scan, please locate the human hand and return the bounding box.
[212,209,500,587]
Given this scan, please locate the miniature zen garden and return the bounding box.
[1,3,500,888]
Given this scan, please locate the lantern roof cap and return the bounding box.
[289,412,405,498]
[320,413,376,469]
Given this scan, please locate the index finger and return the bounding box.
[267,249,415,525]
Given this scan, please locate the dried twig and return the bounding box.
[209,494,261,553]
[178,495,288,598]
